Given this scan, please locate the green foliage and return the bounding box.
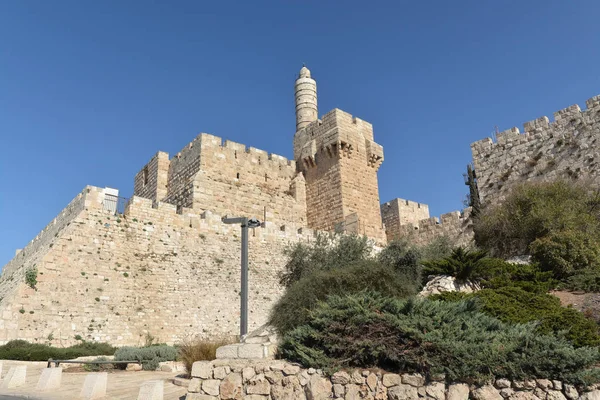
[279,292,600,384]
[377,240,422,285]
[560,269,600,292]
[422,247,488,282]
[474,180,600,273]
[530,230,600,278]
[433,286,600,348]
[84,356,112,372]
[270,260,418,335]
[475,259,556,294]
[113,345,178,370]
[278,234,372,288]
[25,266,38,289]
[415,235,454,261]
[0,340,116,361]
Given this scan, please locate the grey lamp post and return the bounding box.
[221,216,261,337]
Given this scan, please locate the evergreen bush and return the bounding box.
[279,292,600,384]
[0,340,116,361]
[113,345,178,370]
[270,261,418,335]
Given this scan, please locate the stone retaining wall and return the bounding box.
[186,359,599,400]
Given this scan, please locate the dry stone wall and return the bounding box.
[186,358,598,400]
[471,95,600,204]
[0,186,316,346]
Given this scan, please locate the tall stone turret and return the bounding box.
[293,67,386,243]
[294,66,318,131]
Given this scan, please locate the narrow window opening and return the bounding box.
[234,150,237,159]
[236,172,240,179]
[176,205,183,215]
[143,166,149,186]
[264,173,268,182]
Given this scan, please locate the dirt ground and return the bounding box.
[551,290,600,322]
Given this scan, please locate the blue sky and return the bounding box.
[1,1,599,267]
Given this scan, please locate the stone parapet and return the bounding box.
[470,94,600,204]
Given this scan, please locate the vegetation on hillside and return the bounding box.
[0,340,116,361]
[273,181,600,383]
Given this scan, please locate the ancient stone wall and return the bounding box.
[0,186,316,346]
[471,95,600,205]
[186,358,596,400]
[134,134,307,227]
[0,187,91,304]
[294,109,386,242]
[133,151,169,203]
[381,198,431,241]
[384,207,474,248]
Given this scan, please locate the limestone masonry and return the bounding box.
[1,67,598,345]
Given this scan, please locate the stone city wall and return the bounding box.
[384,207,474,248]
[471,95,600,205]
[133,151,170,203]
[134,133,307,227]
[0,186,317,346]
[186,358,598,400]
[0,187,88,303]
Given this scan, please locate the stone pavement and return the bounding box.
[0,360,187,399]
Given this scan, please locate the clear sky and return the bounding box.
[1,1,599,267]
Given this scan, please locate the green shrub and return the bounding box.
[415,235,454,261]
[560,269,600,292]
[270,260,418,335]
[474,180,600,262]
[377,241,422,285]
[114,345,178,370]
[84,356,112,372]
[278,234,372,288]
[475,259,556,293]
[530,230,600,278]
[25,266,38,289]
[0,340,116,361]
[422,247,488,282]
[178,337,236,377]
[433,287,600,348]
[279,292,600,384]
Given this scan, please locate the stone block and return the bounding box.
[80,372,108,400]
[447,383,469,400]
[36,367,63,390]
[387,383,419,400]
[137,379,164,400]
[1,365,27,389]
[185,394,218,400]
[216,344,240,359]
[237,343,265,359]
[191,361,212,379]
[202,379,221,396]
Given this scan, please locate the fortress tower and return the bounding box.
[293,66,386,242]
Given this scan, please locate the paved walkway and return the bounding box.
[0,360,188,400]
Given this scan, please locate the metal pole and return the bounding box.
[240,217,249,337]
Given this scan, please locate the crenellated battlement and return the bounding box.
[174,133,297,171]
[471,94,600,154]
[471,94,600,204]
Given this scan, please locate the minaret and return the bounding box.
[294,66,318,131]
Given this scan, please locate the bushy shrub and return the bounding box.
[25,266,38,289]
[178,337,236,377]
[475,259,556,293]
[432,287,600,348]
[560,269,600,292]
[84,356,112,372]
[474,180,600,267]
[113,345,178,370]
[415,235,455,261]
[422,247,488,282]
[278,234,372,288]
[0,340,116,361]
[279,292,600,384]
[530,230,600,278]
[270,261,418,335]
[377,240,422,285]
